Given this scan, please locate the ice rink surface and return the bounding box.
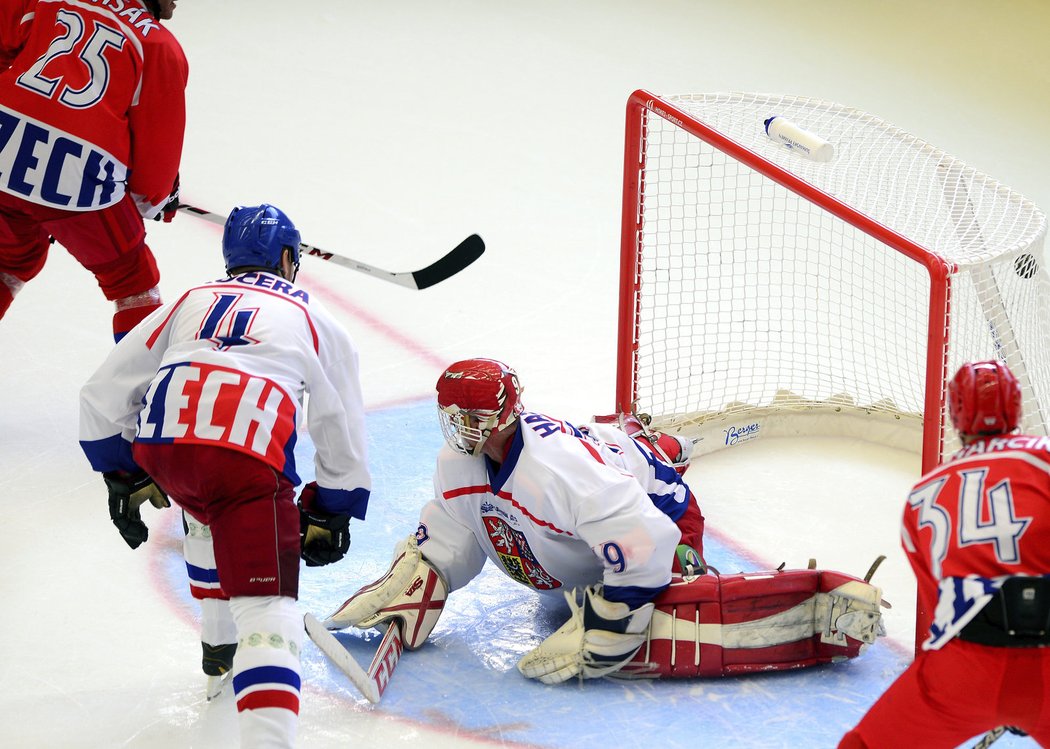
[1,2,1046,747]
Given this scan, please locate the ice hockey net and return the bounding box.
[616,90,1050,473]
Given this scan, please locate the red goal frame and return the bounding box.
[615,89,953,476]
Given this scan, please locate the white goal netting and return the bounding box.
[618,91,1050,470]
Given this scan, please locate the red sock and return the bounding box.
[0,283,13,319]
[113,296,162,342]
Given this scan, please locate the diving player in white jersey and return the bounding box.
[79,204,371,748]
[324,359,886,685]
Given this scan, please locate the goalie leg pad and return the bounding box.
[323,534,448,650]
[619,568,885,679]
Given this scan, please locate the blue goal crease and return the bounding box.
[158,400,913,749]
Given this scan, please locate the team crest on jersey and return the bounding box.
[483,515,560,590]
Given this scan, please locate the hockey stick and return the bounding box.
[303,613,404,703]
[973,726,1032,748]
[176,203,484,290]
[971,727,1016,748]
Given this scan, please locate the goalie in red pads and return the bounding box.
[324,358,885,683]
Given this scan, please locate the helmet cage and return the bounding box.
[436,359,523,456]
[438,406,501,457]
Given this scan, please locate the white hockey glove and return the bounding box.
[323,534,448,650]
[517,585,654,685]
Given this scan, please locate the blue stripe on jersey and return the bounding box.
[79,434,140,474]
[233,665,302,694]
[649,488,688,521]
[603,582,670,609]
[137,365,177,442]
[282,429,300,487]
[185,563,220,585]
[927,575,1000,646]
[487,426,525,494]
[315,485,370,519]
[627,439,689,521]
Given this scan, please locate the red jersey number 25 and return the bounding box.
[17,10,125,109]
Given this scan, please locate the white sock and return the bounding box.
[201,597,237,646]
[229,595,302,749]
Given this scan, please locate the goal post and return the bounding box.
[616,90,1050,476]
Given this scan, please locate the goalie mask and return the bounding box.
[436,358,523,456]
[948,360,1022,437]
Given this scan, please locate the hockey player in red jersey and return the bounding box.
[323,358,886,684]
[840,360,1050,748]
[80,205,372,748]
[0,0,187,341]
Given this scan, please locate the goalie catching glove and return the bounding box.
[323,534,448,649]
[298,482,351,567]
[517,585,654,684]
[103,470,170,549]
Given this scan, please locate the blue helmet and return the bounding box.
[222,204,301,276]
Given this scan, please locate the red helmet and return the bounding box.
[436,359,524,456]
[947,360,1022,437]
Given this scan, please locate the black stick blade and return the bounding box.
[410,234,485,290]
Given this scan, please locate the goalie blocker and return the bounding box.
[324,535,448,649]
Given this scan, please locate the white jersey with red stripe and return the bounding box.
[902,433,1050,650]
[79,271,370,513]
[0,0,187,215]
[416,412,684,607]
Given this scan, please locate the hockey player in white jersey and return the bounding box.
[79,204,371,748]
[324,358,886,686]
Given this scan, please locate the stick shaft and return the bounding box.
[971,727,1007,749]
[176,203,483,290]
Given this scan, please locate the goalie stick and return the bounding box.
[303,613,404,703]
[176,203,484,290]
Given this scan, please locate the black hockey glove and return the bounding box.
[154,173,179,223]
[103,471,171,549]
[298,482,351,567]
